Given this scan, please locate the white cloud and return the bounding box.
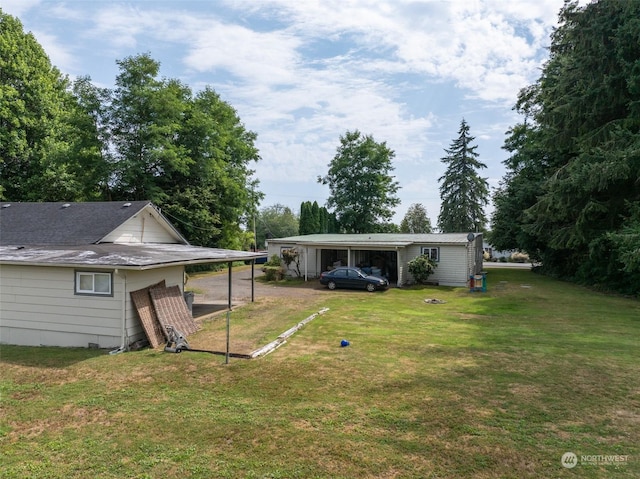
[10,0,580,220]
[29,29,78,74]
[1,0,41,17]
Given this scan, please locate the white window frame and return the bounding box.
[421,247,440,262]
[75,271,113,296]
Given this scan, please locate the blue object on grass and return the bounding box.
[341,339,350,347]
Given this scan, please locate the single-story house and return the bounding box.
[0,201,266,350]
[266,233,483,287]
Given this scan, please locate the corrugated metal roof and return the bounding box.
[268,233,477,247]
[0,244,267,270]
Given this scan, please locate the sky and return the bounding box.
[2,0,578,226]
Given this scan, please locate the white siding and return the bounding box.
[267,235,483,288]
[397,247,407,286]
[102,208,180,244]
[301,246,319,279]
[405,244,469,287]
[267,243,300,277]
[0,264,185,349]
[0,265,122,348]
[267,244,323,279]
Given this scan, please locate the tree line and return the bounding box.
[6,3,636,294]
[1,11,260,250]
[2,8,479,252]
[490,0,640,294]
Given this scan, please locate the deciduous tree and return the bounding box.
[256,204,299,248]
[0,11,94,201]
[319,130,400,233]
[400,203,432,233]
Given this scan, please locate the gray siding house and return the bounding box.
[266,233,483,287]
[0,201,265,350]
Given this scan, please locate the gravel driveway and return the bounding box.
[187,266,322,317]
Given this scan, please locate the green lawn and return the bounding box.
[1,268,638,478]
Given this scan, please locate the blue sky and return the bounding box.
[3,0,577,226]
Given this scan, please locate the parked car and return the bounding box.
[319,266,389,292]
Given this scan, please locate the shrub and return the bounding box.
[265,254,283,267]
[407,254,438,284]
[262,254,286,281]
[263,266,285,281]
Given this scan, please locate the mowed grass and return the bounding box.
[1,268,639,478]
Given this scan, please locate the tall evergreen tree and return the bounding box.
[491,0,640,293]
[299,201,312,235]
[437,120,489,232]
[319,130,400,233]
[310,201,321,233]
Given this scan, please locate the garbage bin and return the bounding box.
[183,291,194,314]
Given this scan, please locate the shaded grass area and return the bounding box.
[1,269,639,478]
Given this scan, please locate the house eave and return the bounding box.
[0,244,268,270]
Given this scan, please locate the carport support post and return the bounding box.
[226,261,232,364]
[225,311,230,365]
[228,262,232,310]
[251,261,255,302]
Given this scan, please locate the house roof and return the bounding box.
[0,201,266,268]
[0,243,266,270]
[0,201,184,246]
[268,233,479,248]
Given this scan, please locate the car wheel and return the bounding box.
[327,281,337,290]
[366,283,376,292]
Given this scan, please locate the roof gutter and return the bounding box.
[0,254,269,270]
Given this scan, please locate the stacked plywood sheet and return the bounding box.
[131,282,199,348]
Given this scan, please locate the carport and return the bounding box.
[267,233,485,288]
[320,248,398,282]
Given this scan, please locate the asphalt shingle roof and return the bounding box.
[0,201,268,267]
[0,201,152,246]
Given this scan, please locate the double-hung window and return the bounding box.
[75,271,113,296]
[421,247,440,262]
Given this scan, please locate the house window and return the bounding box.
[421,247,440,262]
[75,271,113,296]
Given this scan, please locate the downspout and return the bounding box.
[304,246,308,282]
[110,269,128,355]
[396,246,401,287]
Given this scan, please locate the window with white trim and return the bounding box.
[421,247,440,262]
[75,271,113,296]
